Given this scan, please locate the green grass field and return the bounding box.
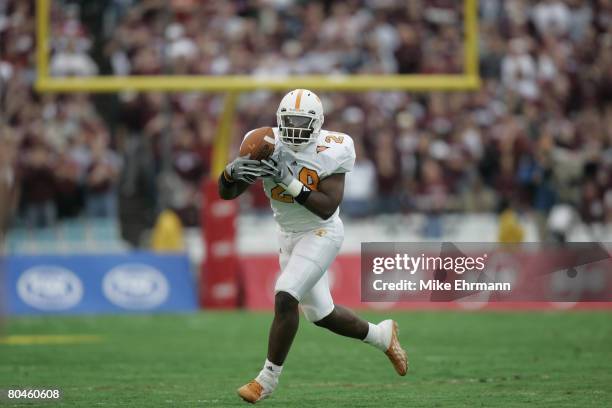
[1,311,611,407]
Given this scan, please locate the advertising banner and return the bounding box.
[5,253,197,315]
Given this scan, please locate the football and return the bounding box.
[239,127,276,160]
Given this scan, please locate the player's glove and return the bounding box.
[261,158,294,187]
[224,155,269,184]
[261,153,312,204]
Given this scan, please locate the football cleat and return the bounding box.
[381,320,409,376]
[237,379,273,404]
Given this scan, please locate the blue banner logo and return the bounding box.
[103,263,169,310]
[6,253,197,315]
[17,265,84,311]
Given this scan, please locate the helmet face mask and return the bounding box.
[276,89,324,152]
[279,114,316,147]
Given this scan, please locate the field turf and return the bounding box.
[1,311,611,407]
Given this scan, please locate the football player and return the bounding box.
[218,89,408,404]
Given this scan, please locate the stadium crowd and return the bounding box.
[1,0,611,240]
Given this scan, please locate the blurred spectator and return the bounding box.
[502,38,538,100]
[532,0,571,37]
[343,139,377,218]
[166,123,208,226]
[85,139,121,218]
[54,152,83,218]
[394,24,421,74]
[0,126,20,239]
[547,203,577,243]
[417,158,448,238]
[19,142,57,228]
[50,38,98,77]
[374,132,401,214]
[49,3,98,77]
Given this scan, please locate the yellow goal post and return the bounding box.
[34,0,480,175]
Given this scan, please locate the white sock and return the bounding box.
[363,322,388,351]
[363,320,394,351]
[256,359,282,388]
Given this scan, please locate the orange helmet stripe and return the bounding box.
[294,89,304,110]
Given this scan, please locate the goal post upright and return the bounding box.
[35,0,50,84]
[464,0,479,78]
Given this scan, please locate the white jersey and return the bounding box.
[261,127,356,232]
